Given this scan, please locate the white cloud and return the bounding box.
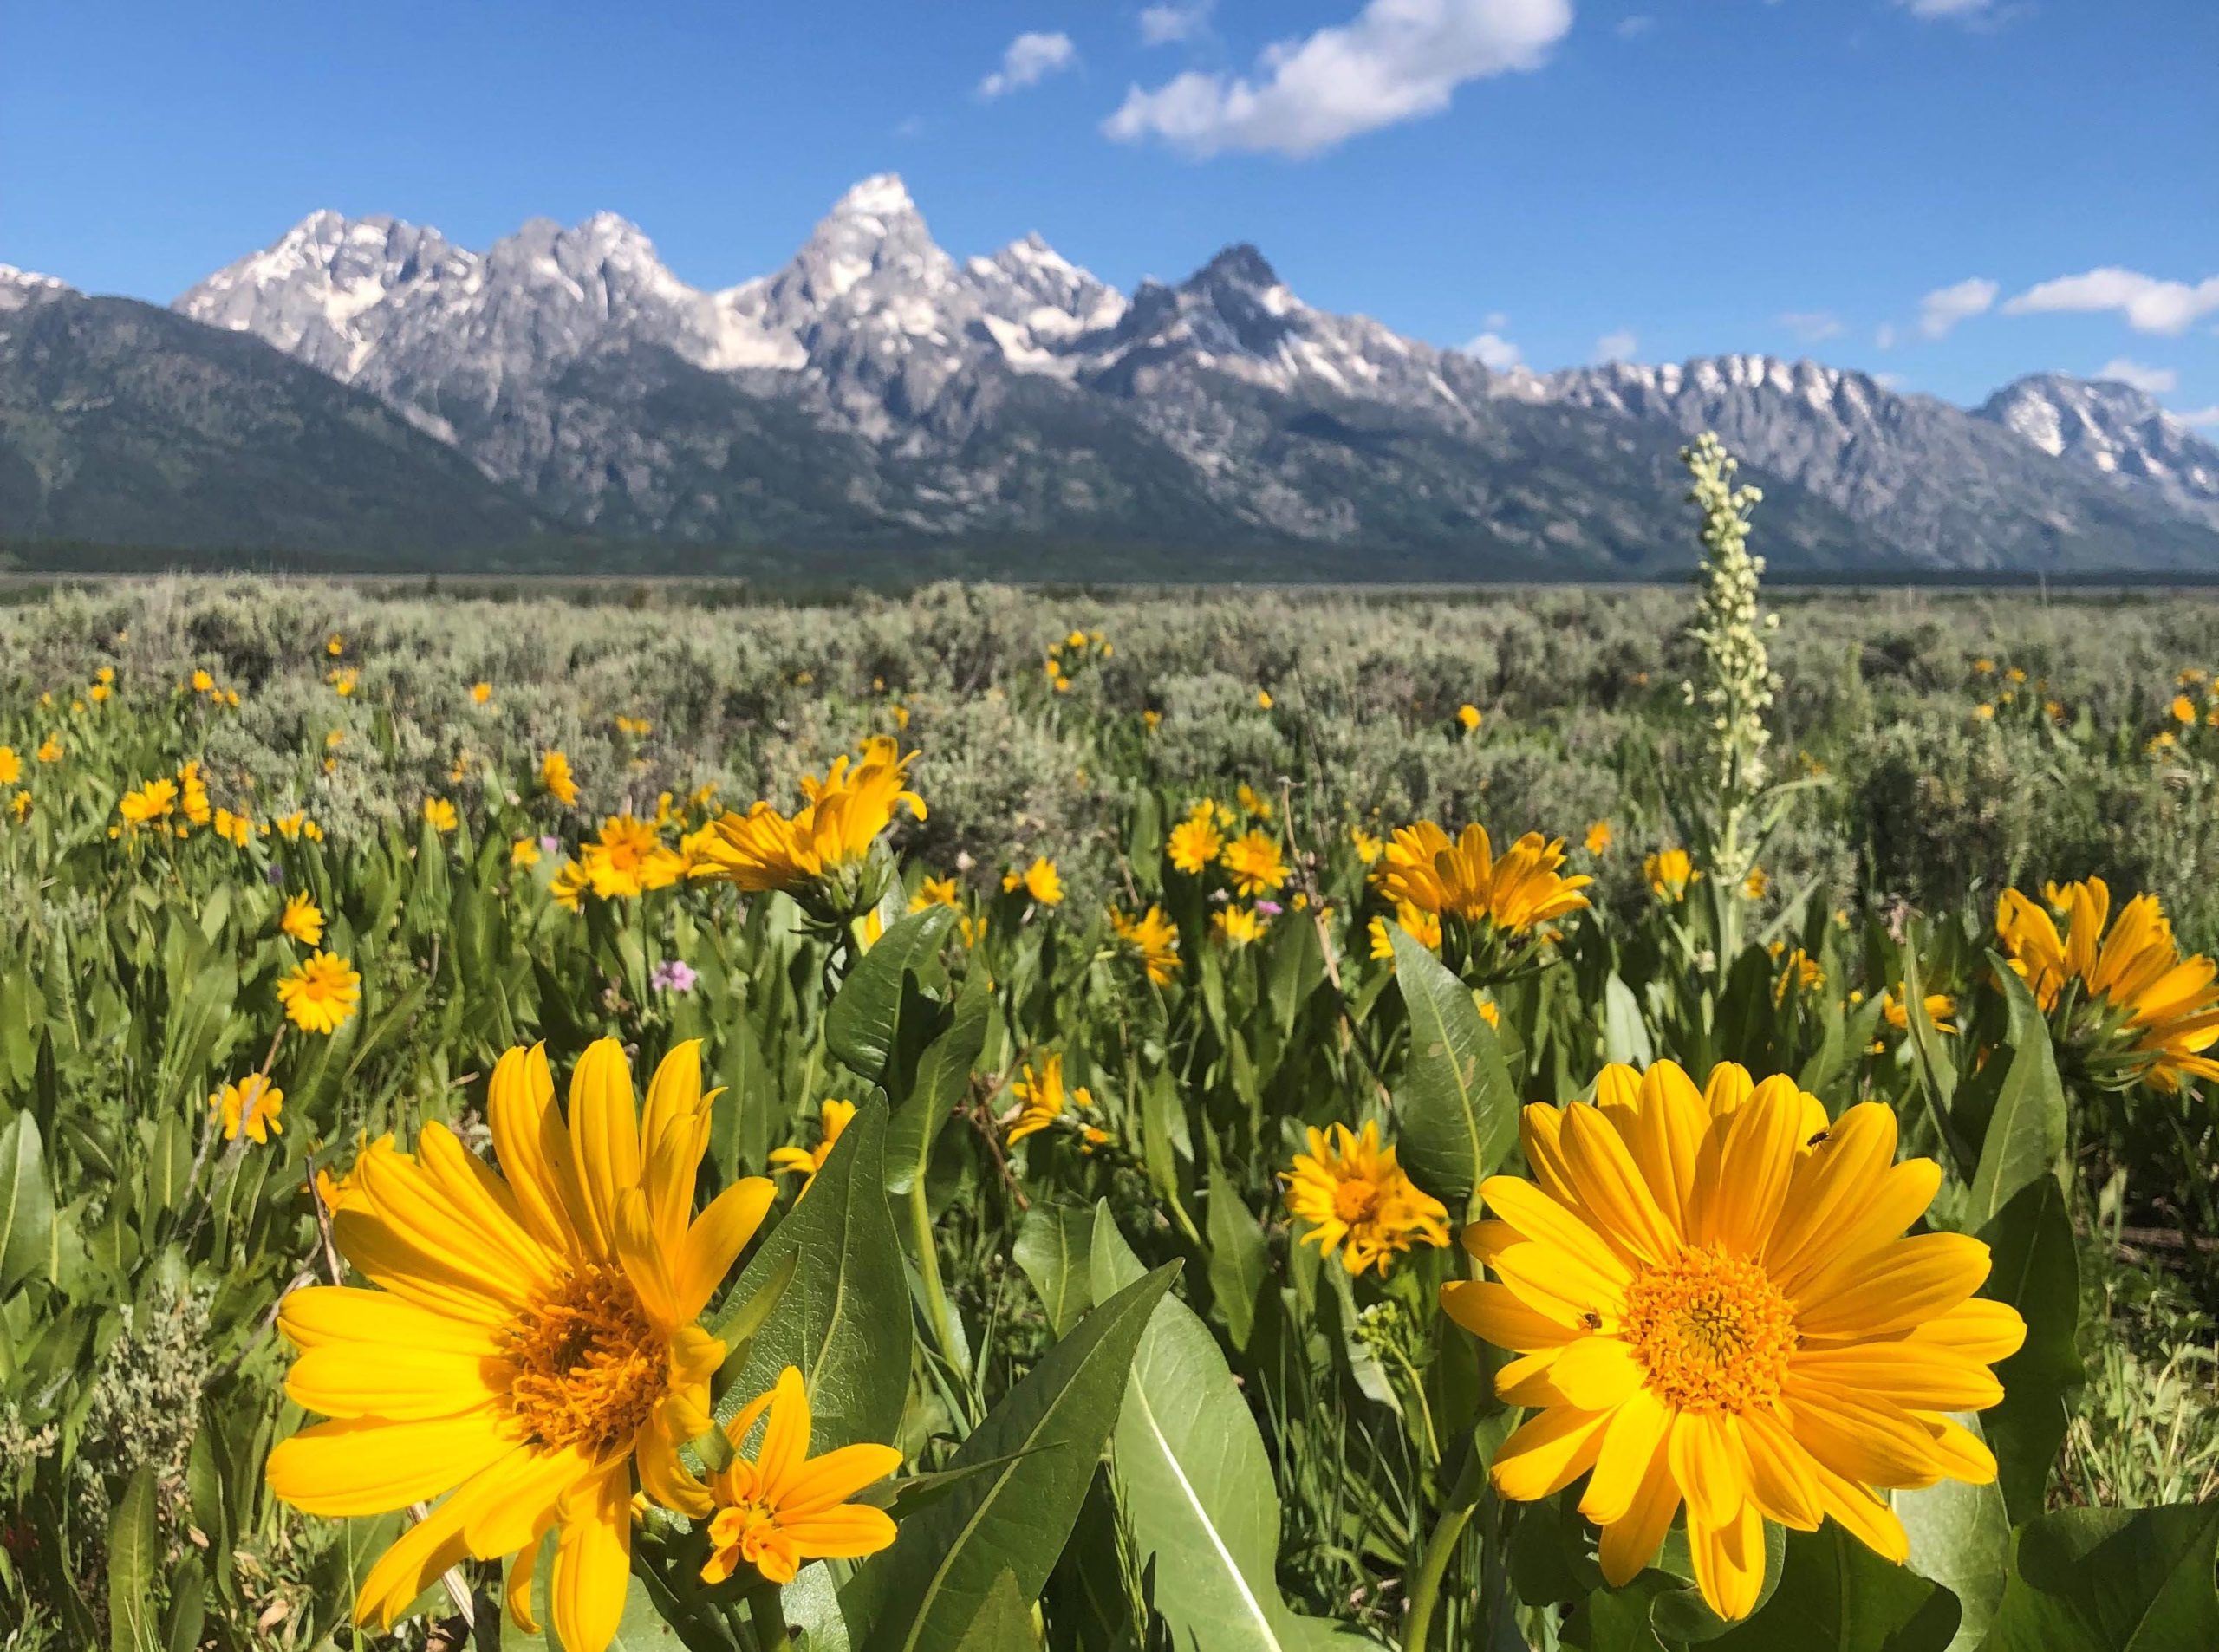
[1876,322,1899,350]
[1778,310,1844,343]
[1141,2,1213,45]
[1873,371,1908,390]
[1482,309,1509,331]
[2177,406,2219,427]
[1594,328,1638,363]
[1616,15,1656,39]
[1103,0,1572,159]
[980,31,1078,100]
[2002,267,2219,336]
[1917,276,1998,339]
[2097,358,2177,394]
[1462,330,1523,371]
[1897,0,1996,18]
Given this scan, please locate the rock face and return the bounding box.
[39,172,2216,569]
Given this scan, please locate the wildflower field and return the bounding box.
[6,452,2219,1651]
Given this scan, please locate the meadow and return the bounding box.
[3,452,2219,1651]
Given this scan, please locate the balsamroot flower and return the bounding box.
[693,738,923,921]
[1220,829,1290,898]
[1283,1122,1450,1277]
[279,892,325,946]
[278,952,361,1034]
[1376,823,1591,935]
[770,1099,856,1193]
[1443,1060,2025,1621]
[541,750,581,807]
[1110,904,1181,985]
[265,1040,777,1652]
[209,1075,283,1143]
[1006,1054,1090,1143]
[1996,877,2219,1092]
[699,1368,901,1586]
[1644,849,1698,902]
[1168,811,1225,875]
[579,812,685,900]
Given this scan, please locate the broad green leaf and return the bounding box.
[1648,1523,1787,1642]
[109,1464,160,1652]
[712,1100,908,1454]
[1963,963,2066,1227]
[953,1569,1039,1652]
[1014,1202,1096,1339]
[827,906,955,1080]
[1708,1522,1959,1651]
[1204,1164,1269,1352]
[1091,1212,1351,1652]
[0,1109,56,1291]
[1897,1416,2011,1652]
[1390,927,1519,1216]
[1975,1175,2082,1522]
[1603,974,1654,1067]
[1979,1504,2219,1652]
[849,1262,1177,1652]
[1898,946,1964,1168]
[887,966,987,1197]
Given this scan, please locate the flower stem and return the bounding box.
[1402,1441,1485,1652]
[745,1582,792,1652]
[908,1174,961,1368]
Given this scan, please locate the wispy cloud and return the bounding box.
[1616,15,1656,39]
[1917,276,1998,339]
[980,31,1078,100]
[1104,0,1572,159]
[1462,330,1523,371]
[2003,267,2219,335]
[2177,406,2219,428]
[1778,310,1845,344]
[1897,0,1996,18]
[1140,2,1213,46]
[1594,328,1638,363]
[2096,358,2177,394]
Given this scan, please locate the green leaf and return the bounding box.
[1897,946,1964,1168]
[1648,1523,1787,1643]
[712,1100,908,1454]
[827,906,955,1081]
[1979,1504,2219,1652]
[887,966,987,1197]
[0,1109,56,1292]
[1090,1212,1350,1652]
[1603,974,1654,1067]
[1204,1165,1269,1352]
[1708,1522,1959,1651]
[1390,927,1519,1216]
[1975,1175,2083,1522]
[1014,1202,1096,1339]
[1897,1417,2011,1652]
[953,1569,1038,1651]
[849,1262,1178,1652]
[109,1464,160,1652]
[1963,963,2066,1227]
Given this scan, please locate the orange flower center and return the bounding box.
[1622,1246,1797,1413]
[1332,1176,1382,1224]
[503,1264,667,1454]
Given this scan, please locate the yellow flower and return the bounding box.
[1351,824,1384,865]
[1002,856,1064,907]
[1378,823,1591,934]
[615,713,653,738]
[2172,694,2198,725]
[1256,689,1273,710]
[325,634,345,656]
[0,749,16,785]
[118,777,179,827]
[1110,905,1181,985]
[209,1074,284,1144]
[511,836,543,868]
[1585,820,1613,856]
[1744,867,1769,901]
[1220,829,1290,898]
[1142,708,1162,730]
[1773,946,1824,1002]
[271,810,322,842]
[1168,815,1225,875]
[1007,1054,1090,1143]
[266,1041,776,1651]
[470,680,493,705]
[277,951,361,1034]
[36,736,62,764]
[1974,703,1995,722]
[1444,1061,2023,1621]
[540,750,581,807]
[191,668,215,694]
[550,860,590,913]
[329,667,358,696]
[280,892,325,946]
[1643,849,1698,901]
[1281,1121,1448,1277]
[769,1100,857,1193]
[95,665,115,686]
[1212,907,1265,947]
[693,739,923,901]
[1367,901,1443,960]
[1457,703,1483,732]
[213,808,252,848]
[8,790,29,823]
[698,1366,901,1586]
[178,760,212,827]
[1996,877,2219,1091]
[580,813,685,900]
[423,797,459,834]
[909,875,960,912]
[1973,657,1995,675]
[960,915,988,950]
[1235,783,1275,822]
[1877,987,1957,1035]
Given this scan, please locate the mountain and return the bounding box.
[0,285,546,558]
[32,175,2219,573]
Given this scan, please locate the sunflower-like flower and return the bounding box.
[1644,849,1698,901]
[1585,820,1614,856]
[1282,1122,1449,1277]
[699,1367,901,1586]
[1996,877,2219,1091]
[770,1100,856,1193]
[1168,812,1225,875]
[1220,829,1290,898]
[1367,901,1443,960]
[1444,1061,2025,1621]
[1006,1054,1090,1143]
[1376,823,1591,942]
[1213,907,1266,947]
[908,875,961,913]
[423,797,459,834]
[1110,905,1182,985]
[579,813,685,901]
[692,738,923,923]
[210,1074,283,1143]
[278,951,361,1034]
[117,777,179,827]
[279,892,325,946]
[265,1041,778,1651]
[541,750,581,807]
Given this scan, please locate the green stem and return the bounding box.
[1402,1443,1484,1651]
[908,1174,961,1367]
[745,1581,793,1652]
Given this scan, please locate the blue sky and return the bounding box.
[6,0,2216,418]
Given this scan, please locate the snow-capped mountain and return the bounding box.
[86,173,2219,569]
[0,265,72,313]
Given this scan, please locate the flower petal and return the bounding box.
[550,1461,633,1652]
[1549,1335,1646,1411]
[1598,1435,1682,1586]
[1559,1102,1681,1265]
[1440,1279,1583,1350]
[284,1343,500,1421]
[266,1408,516,1517]
[1480,1176,1631,1288]
[677,1177,778,1321]
[1791,1344,2005,1412]
[566,1037,642,1265]
[1794,1232,1992,1341]
[1492,1405,1613,1502]
[488,1044,590,1259]
[1579,1385,1669,1526]
[1688,1500,1767,1622]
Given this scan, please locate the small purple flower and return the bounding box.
[1254,900,1284,917]
[651,959,698,995]
[541,834,561,855]
[264,862,286,887]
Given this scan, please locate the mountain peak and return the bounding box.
[0,264,72,314]
[830,173,916,224]
[1191,244,1281,293]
